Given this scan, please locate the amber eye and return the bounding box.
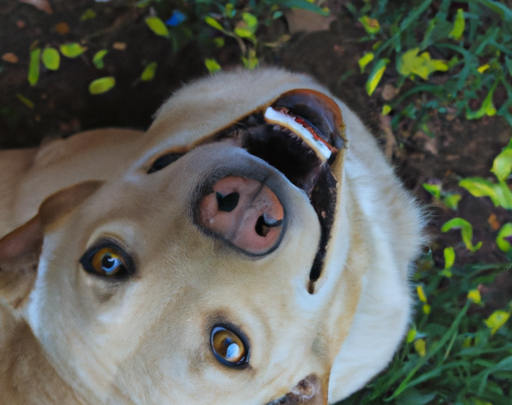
[80,244,133,279]
[211,326,249,367]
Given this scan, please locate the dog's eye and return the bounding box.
[80,245,133,279]
[211,326,248,367]
[147,153,183,174]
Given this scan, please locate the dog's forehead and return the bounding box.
[142,68,331,152]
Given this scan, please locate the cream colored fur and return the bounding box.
[0,68,422,405]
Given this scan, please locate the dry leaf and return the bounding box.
[381,84,398,101]
[55,22,70,35]
[112,42,127,50]
[379,115,398,161]
[2,53,19,63]
[285,9,335,34]
[488,214,500,231]
[18,0,53,14]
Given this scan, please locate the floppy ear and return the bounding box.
[0,181,104,308]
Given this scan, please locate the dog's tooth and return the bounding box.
[264,106,331,161]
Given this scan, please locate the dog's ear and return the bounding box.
[0,181,104,308]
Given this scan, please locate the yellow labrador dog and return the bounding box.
[0,68,422,404]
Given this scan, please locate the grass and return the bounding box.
[337,256,512,405]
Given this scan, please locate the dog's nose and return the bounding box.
[198,176,284,254]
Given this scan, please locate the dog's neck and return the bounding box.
[0,303,85,405]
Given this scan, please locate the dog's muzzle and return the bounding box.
[192,89,346,290]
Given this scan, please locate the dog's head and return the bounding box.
[0,69,417,404]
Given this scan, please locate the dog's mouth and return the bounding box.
[206,89,347,291]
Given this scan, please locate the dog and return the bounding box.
[0,68,422,404]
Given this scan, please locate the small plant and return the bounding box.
[459,138,512,209]
[139,0,329,72]
[423,181,462,210]
[337,253,512,405]
[346,0,512,132]
[339,2,512,403]
[25,1,330,94]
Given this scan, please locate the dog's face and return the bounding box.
[0,69,418,404]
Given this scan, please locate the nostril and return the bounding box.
[216,192,240,212]
[255,213,283,237]
[197,176,285,255]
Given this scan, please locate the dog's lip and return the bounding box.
[263,106,337,162]
[263,374,321,405]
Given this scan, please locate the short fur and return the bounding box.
[0,68,422,405]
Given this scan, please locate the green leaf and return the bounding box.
[505,57,512,77]
[459,177,500,205]
[474,0,512,21]
[441,218,482,252]
[359,15,380,34]
[366,58,388,96]
[242,48,258,70]
[492,148,512,182]
[60,43,87,58]
[242,12,258,32]
[420,18,436,49]
[16,93,34,108]
[382,104,392,115]
[136,0,152,7]
[213,37,225,48]
[89,77,115,95]
[422,183,441,199]
[495,181,512,209]
[398,49,448,80]
[443,193,461,210]
[444,246,455,269]
[358,52,374,73]
[93,50,108,69]
[80,8,96,21]
[205,16,225,32]
[28,47,41,86]
[42,47,60,71]
[462,177,512,209]
[496,223,512,252]
[223,3,235,18]
[398,48,421,76]
[205,58,221,74]
[466,95,497,119]
[467,289,482,304]
[395,388,436,405]
[484,310,510,335]
[141,62,157,81]
[449,8,465,40]
[467,81,498,119]
[145,17,169,37]
[234,27,254,39]
[406,328,416,343]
